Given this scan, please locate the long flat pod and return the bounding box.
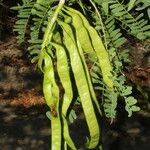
[87,27,113,88]
[64,7,113,88]
[51,33,73,116]
[64,6,90,28]
[62,8,101,114]
[43,51,62,150]
[76,39,102,147]
[50,42,77,150]
[50,43,73,116]
[58,20,100,149]
[76,38,102,115]
[62,8,96,59]
[51,115,62,150]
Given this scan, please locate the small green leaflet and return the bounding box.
[128,0,136,11]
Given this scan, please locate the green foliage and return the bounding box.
[104,16,127,48]
[28,0,55,60]
[109,2,150,40]
[125,96,140,117]
[93,0,150,40]
[11,0,56,61]
[11,0,34,44]
[103,89,118,120]
[128,0,150,19]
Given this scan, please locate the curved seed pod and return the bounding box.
[62,8,96,59]
[76,38,102,114]
[87,27,113,88]
[50,41,73,116]
[58,20,100,149]
[43,51,59,107]
[61,9,101,113]
[64,7,113,89]
[62,115,76,150]
[43,51,62,150]
[50,41,77,150]
[65,6,90,28]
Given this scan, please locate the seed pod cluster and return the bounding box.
[39,6,114,150]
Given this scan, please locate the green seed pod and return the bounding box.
[43,50,62,150]
[64,7,113,89]
[58,20,100,149]
[63,8,96,60]
[51,41,77,150]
